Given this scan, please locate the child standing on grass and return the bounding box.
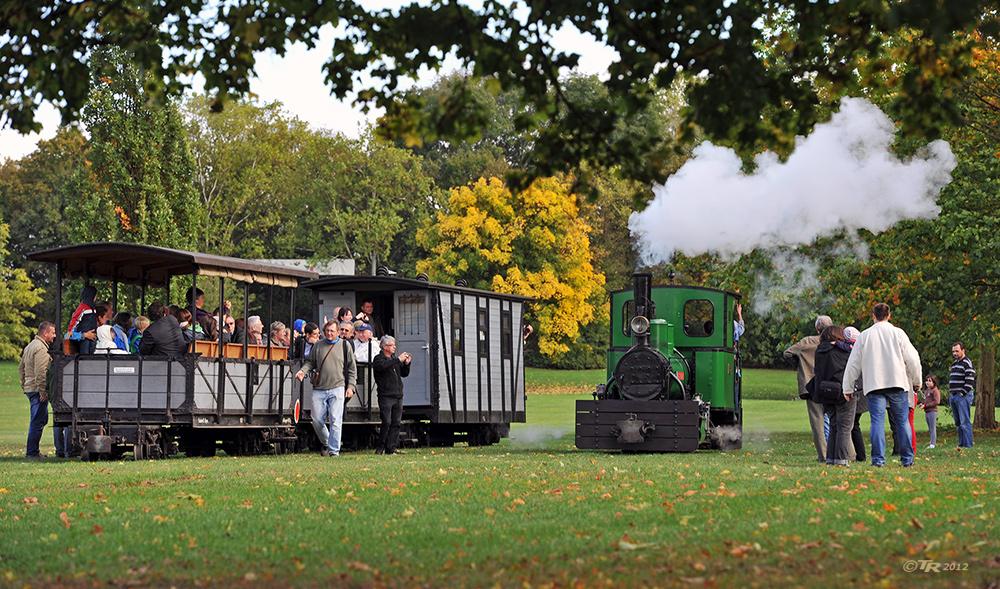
[920,375,941,449]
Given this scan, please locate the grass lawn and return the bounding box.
[2,362,998,587]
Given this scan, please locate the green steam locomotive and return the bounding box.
[576,273,743,452]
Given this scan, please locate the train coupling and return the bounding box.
[611,413,656,444]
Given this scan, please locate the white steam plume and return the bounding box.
[629,97,958,264]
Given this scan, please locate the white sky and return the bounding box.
[0,16,618,162]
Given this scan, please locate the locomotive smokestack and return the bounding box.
[633,273,653,318]
[632,273,654,347]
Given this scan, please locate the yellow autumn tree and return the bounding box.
[418,176,605,357]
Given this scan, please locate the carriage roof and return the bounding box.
[27,242,317,288]
[303,275,533,303]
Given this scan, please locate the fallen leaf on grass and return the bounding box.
[883,502,898,512]
[90,525,103,536]
[729,544,754,557]
[23,497,38,506]
[59,512,72,529]
[910,517,924,530]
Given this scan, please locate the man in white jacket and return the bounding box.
[842,303,922,468]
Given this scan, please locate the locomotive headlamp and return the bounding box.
[630,315,650,335]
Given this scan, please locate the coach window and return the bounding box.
[501,310,512,359]
[452,306,464,355]
[622,300,636,337]
[683,299,715,337]
[477,308,489,358]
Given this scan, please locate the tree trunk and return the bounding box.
[973,341,997,430]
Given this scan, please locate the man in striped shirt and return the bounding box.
[949,342,975,448]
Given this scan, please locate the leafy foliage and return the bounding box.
[2,1,991,192]
[181,94,312,259]
[66,48,202,248]
[0,126,87,324]
[0,224,44,359]
[295,129,438,276]
[418,177,605,358]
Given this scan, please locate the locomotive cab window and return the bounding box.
[621,299,636,337]
[683,299,715,337]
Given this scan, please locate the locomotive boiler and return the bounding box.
[575,273,743,452]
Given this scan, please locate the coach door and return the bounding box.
[394,290,431,406]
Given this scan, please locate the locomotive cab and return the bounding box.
[576,273,743,453]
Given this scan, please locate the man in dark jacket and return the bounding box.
[372,335,410,455]
[138,301,187,357]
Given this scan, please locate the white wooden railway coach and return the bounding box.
[301,274,530,447]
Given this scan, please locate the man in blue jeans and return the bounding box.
[19,322,57,458]
[949,341,975,448]
[294,320,356,456]
[842,303,922,467]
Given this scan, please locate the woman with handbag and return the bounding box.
[811,325,856,466]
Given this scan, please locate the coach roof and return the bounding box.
[27,242,317,288]
[303,275,533,302]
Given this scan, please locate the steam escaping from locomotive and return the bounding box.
[629,97,958,263]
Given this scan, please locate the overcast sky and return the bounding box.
[0,15,618,162]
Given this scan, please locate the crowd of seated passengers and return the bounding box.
[65,289,292,356]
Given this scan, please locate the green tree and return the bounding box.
[395,72,529,190]
[0,223,44,360]
[181,94,312,258]
[2,1,990,191]
[66,48,201,248]
[418,176,605,358]
[297,129,438,275]
[0,127,88,323]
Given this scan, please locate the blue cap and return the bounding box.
[294,319,306,333]
[358,323,373,332]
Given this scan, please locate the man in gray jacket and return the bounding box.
[19,321,57,458]
[295,320,357,456]
[784,315,832,463]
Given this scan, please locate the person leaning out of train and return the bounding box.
[354,323,381,363]
[294,320,357,457]
[356,299,383,338]
[138,301,187,357]
[129,316,150,354]
[292,322,320,360]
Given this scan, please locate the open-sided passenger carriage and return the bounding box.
[28,242,317,460]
